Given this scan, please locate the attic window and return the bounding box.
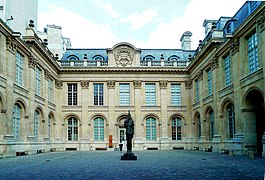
[143,55,155,61]
[67,55,79,61]
[168,55,179,61]
[93,55,104,61]
[227,23,232,33]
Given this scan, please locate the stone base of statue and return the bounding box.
[121,152,137,160]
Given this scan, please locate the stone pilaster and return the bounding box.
[159,81,169,148]
[107,80,116,146]
[133,80,143,148]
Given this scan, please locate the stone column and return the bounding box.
[159,80,169,149]
[133,80,143,149]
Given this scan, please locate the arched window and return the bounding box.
[146,117,156,141]
[209,110,214,140]
[143,55,155,61]
[13,104,21,141]
[94,117,104,141]
[196,114,201,139]
[168,55,179,61]
[48,114,53,140]
[68,117,78,141]
[34,110,40,141]
[172,117,182,140]
[67,55,79,61]
[93,55,105,61]
[227,104,235,139]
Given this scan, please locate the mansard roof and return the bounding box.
[61,47,195,61]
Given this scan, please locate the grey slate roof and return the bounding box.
[61,48,195,61]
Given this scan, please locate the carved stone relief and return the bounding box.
[159,80,168,89]
[133,80,142,88]
[55,80,63,89]
[257,12,265,33]
[114,46,134,67]
[81,80,89,88]
[107,80,115,88]
[230,38,240,55]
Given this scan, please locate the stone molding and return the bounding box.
[133,80,142,88]
[185,80,192,89]
[210,55,219,70]
[197,70,203,81]
[6,36,17,53]
[55,80,63,89]
[114,46,134,67]
[107,80,115,89]
[81,80,89,88]
[257,12,265,33]
[44,69,51,80]
[28,55,38,69]
[159,80,168,89]
[230,38,239,55]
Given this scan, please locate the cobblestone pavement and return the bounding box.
[0,150,264,180]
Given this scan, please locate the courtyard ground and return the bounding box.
[0,150,264,179]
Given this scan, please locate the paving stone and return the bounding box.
[0,150,264,179]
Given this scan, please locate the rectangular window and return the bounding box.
[171,84,181,106]
[68,84,77,105]
[15,52,24,86]
[224,55,232,86]
[145,83,156,106]
[248,32,258,73]
[48,79,53,102]
[36,67,41,95]
[207,70,212,95]
[119,83,130,106]
[195,80,199,103]
[94,83,104,106]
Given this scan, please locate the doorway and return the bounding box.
[245,89,265,157]
[119,128,126,150]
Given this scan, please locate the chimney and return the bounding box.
[203,20,217,36]
[180,31,192,50]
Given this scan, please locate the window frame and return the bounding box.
[119,83,130,106]
[145,83,156,106]
[94,83,104,106]
[94,117,104,141]
[146,117,157,141]
[68,117,78,141]
[68,84,77,106]
[171,84,181,106]
[15,52,24,86]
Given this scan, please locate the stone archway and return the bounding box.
[244,89,265,157]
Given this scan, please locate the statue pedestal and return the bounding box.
[121,152,137,160]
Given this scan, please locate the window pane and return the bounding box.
[248,32,258,73]
[171,84,181,106]
[94,83,104,106]
[68,84,77,105]
[119,83,130,106]
[145,84,156,106]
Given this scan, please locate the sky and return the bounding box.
[38,0,247,49]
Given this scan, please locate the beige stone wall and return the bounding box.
[0,3,264,157]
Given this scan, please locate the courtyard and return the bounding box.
[0,150,264,179]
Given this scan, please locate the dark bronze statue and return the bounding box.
[121,110,137,160]
[124,110,134,154]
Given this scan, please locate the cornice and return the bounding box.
[58,67,188,74]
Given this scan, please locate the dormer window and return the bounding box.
[93,55,105,61]
[168,55,179,61]
[227,23,232,33]
[67,55,79,61]
[143,55,155,61]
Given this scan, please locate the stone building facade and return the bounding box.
[0,1,264,158]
